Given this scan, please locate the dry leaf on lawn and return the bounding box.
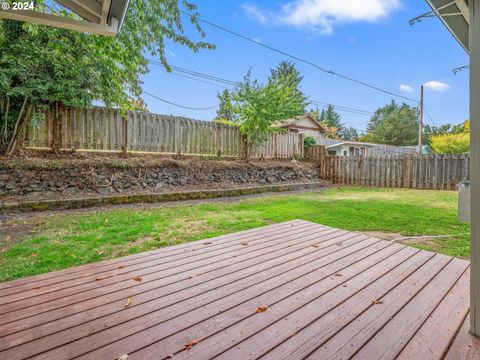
[372,300,383,305]
[125,297,132,308]
[255,306,269,313]
[185,339,200,349]
[132,276,142,282]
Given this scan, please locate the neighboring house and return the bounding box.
[275,114,328,145]
[325,142,378,156]
[398,145,433,155]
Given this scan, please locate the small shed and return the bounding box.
[325,141,378,156]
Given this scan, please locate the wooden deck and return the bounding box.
[0,220,478,360]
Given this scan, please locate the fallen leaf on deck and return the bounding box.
[118,265,125,269]
[185,339,200,349]
[117,354,128,360]
[255,306,269,313]
[189,272,205,278]
[203,242,212,245]
[336,242,343,246]
[311,244,320,249]
[241,242,248,246]
[83,273,94,277]
[372,300,383,305]
[32,286,41,290]
[335,273,343,276]
[95,277,105,281]
[125,297,132,308]
[132,276,142,282]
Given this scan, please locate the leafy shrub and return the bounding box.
[304,136,316,148]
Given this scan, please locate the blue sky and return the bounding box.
[140,0,469,132]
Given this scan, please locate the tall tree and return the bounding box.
[269,60,308,113]
[215,89,233,121]
[228,70,306,157]
[0,0,214,154]
[341,127,359,141]
[319,105,343,138]
[361,100,419,146]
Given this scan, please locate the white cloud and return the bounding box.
[241,3,270,24]
[399,84,414,93]
[165,49,176,58]
[242,0,401,34]
[424,81,450,92]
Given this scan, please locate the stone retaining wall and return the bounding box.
[0,160,319,198]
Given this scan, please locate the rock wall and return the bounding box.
[0,160,319,198]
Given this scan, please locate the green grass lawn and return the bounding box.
[0,186,470,282]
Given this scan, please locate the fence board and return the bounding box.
[26,107,303,159]
[319,154,469,190]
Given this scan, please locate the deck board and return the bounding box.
[0,220,478,360]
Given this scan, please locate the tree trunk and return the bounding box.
[1,96,10,146]
[5,96,28,155]
[51,102,62,154]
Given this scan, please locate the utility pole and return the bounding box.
[418,85,424,154]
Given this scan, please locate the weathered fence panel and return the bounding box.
[25,107,303,159]
[319,154,470,190]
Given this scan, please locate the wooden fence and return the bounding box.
[24,107,304,159]
[319,154,470,190]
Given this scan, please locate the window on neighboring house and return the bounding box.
[343,150,347,156]
[328,151,336,155]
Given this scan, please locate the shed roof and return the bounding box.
[275,114,327,132]
[325,142,378,150]
[0,0,130,36]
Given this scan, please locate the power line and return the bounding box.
[424,108,438,127]
[143,90,217,110]
[148,60,376,118]
[181,10,420,104]
[155,66,231,89]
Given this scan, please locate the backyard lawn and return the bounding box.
[0,186,470,282]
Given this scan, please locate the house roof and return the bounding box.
[0,0,130,36]
[424,0,469,53]
[325,142,379,150]
[275,114,327,132]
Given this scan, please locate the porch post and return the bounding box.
[471,0,480,336]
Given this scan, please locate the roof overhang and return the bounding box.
[0,0,130,36]
[425,0,470,53]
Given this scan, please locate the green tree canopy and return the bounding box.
[269,60,308,113]
[228,70,306,157]
[215,89,233,121]
[361,100,419,146]
[0,0,214,154]
[430,120,470,154]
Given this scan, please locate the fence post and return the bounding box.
[122,114,128,155]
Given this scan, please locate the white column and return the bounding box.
[471,0,480,336]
